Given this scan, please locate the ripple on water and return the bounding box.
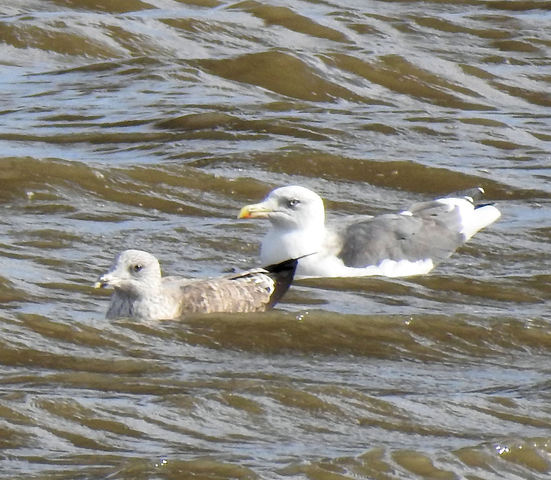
[0,0,550,479]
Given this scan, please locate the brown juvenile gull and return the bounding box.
[95,249,298,320]
[238,185,501,279]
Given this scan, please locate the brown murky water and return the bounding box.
[1,0,550,478]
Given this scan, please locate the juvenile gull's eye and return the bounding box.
[132,264,143,273]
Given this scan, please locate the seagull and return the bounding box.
[95,249,298,320]
[238,185,501,278]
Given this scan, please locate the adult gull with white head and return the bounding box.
[238,185,501,278]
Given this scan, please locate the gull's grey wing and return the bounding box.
[338,202,466,268]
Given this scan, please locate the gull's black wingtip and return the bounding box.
[264,252,318,274]
[264,257,298,274]
[263,257,299,309]
[263,253,318,309]
[444,186,486,203]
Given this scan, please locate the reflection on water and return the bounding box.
[0,0,550,478]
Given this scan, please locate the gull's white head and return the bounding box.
[95,249,162,296]
[238,185,325,231]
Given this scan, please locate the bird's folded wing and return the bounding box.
[165,272,275,315]
[338,211,463,267]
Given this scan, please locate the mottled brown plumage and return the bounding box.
[95,250,297,320]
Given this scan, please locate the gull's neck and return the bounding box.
[261,221,326,265]
[108,279,168,320]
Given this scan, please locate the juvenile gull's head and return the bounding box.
[95,249,162,297]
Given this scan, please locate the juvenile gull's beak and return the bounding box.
[238,202,272,219]
[94,274,113,289]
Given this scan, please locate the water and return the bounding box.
[0,0,550,478]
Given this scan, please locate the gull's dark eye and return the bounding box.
[287,199,300,208]
[132,264,143,273]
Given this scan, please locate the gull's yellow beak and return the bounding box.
[238,203,272,219]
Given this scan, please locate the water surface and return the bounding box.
[0,0,550,478]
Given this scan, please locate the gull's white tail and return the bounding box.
[463,204,501,240]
